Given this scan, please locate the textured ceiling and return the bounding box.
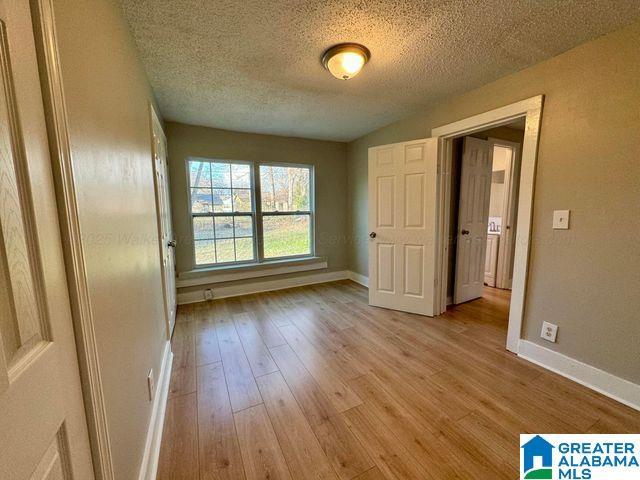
[121,1,640,141]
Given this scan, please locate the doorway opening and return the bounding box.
[446,119,524,309]
[431,95,544,353]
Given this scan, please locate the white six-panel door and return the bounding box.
[368,138,439,316]
[0,0,93,478]
[454,136,494,304]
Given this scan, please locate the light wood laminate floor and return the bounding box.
[158,281,640,479]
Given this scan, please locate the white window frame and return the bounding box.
[257,161,315,262]
[186,158,315,269]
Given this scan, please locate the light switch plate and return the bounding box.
[541,321,558,343]
[553,210,570,229]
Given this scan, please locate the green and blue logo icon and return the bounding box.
[521,435,554,479]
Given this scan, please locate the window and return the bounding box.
[259,165,312,259]
[188,159,313,267]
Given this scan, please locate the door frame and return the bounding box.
[487,137,521,290]
[31,0,115,477]
[431,95,544,353]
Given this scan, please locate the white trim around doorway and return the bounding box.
[431,95,544,353]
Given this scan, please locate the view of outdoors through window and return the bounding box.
[188,159,312,266]
[260,165,311,258]
[189,160,254,265]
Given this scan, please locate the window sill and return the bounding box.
[176,256,327,288]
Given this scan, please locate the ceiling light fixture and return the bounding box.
[322,43,371,80]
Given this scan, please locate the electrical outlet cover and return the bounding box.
[540,321,558,343]
[204,289,214,300]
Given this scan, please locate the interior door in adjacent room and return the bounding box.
[454,136,494,304]
[151,108,177,337]
[368,138,439,316]
[0,0,93,477]
[490,138,521,290]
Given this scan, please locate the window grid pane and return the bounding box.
[232,188,252,212]
[190,161,212,188]
[193,216,214,240]
[212,188,232,213]
[215,238,235,263]
[211,163,231,188]
[259,165,310,212]
[195,240,216,265]
[191,188,213,213]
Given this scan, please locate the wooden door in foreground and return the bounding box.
[0,0,93,478]
[368,138,439,316]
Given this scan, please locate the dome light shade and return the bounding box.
[322,43,371,80]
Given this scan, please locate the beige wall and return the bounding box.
[53,0,167,478]
[347,21,640,383]
[165,122,348,287]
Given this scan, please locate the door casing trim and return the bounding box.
[30,0,115,477]
[431,95,544,353]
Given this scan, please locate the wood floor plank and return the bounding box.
[233,312,279,377]
[197,363,246,480]
[234,404,292,480]
[428,367,578,434]
[216,316,263,412]
[239,296,288,348]
[278,323,362,412]
[346,374,467,479]
[351,374,516,479]
[158,393,199,480]
[196,305,222,367]
[340,327,472,421]
[270,344,374,479]
[352,467,388,480]
[161,283,640,480]
[342,405,434,480]
[169,320,196,398]
[256,371,338,480]
[456,411,518,468]
[283,305,366,380]
[256,291,294,327]
[529,371,640,432]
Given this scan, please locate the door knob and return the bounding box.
[461,229,470,235]
[168,240,176,247]
[369,232,377,239]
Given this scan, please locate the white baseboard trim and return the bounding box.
[518,340,640,411]
[177,270,351,304]
[138,341,173,480]
[347,271,369,287]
